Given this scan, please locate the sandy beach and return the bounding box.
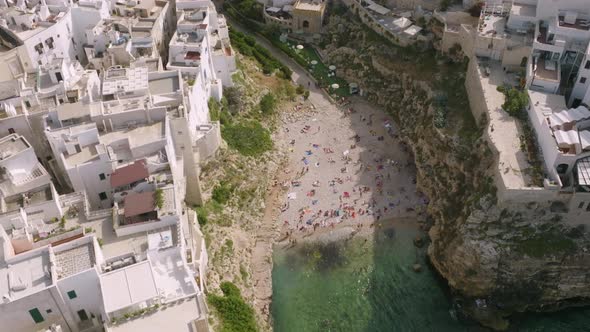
[274,96,428,244]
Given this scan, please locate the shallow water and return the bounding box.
[271,225,590,332]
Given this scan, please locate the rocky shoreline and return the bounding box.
[318,12,590,330]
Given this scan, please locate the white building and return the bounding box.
[0,0,235,329]
[168,0,236,88]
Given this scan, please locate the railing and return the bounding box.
[87,207,113,221]
[59,191,86,206]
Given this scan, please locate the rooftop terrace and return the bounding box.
[54,240,96,279]
[0,135,29,161]
[0,247,53,301]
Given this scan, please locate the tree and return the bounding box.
[500,87,529,117]
[224,86,244,114]
[259,93,277,114]
[467,2,484,17]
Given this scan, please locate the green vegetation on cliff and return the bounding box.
[208,282,258,332]
[222,120,273,157]
[516,231,577,258]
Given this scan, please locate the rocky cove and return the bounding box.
[315,12,590,330]
[205,8,590,332]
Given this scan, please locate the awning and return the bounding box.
[554,130,579,147]
[367,3,390,15]
[549,106,590,128]
[100,260,158,313]
[393,17,412,29]
[266,7,281,13]
[580,130,590,151]
[404,25,423,36]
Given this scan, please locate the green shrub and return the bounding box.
[498,87,528,117]
[209,98,221,121]
[212,182,233,205]
[222,120,273,156]
[296,84,305,95]
[153,189,164,209]
[259,93,277,114]
[208,282,257,332]
[195,206,209,226]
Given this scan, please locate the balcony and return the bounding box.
[533,23,565,54]
[530,57,561,94]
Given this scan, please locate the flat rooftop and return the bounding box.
[294,0,325,12]
[558,15,590,31]
[479,15,505,36]
[0,135,29,161]
[100,260,159,313]
[64,144,100,165]
[0,247,53,301]
[103,67,149,96]
[511,4,536,18]
[54,241,96,279]
[149,76,180,95]
[100,121,165,149]
[108,298,205,332]
[148,247,197,302]
[535,58,559,82]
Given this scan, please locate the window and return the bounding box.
[77,310,88,321]
[46,309,52,314]
[303,20,310,28]
[45,37,54,49]
[581,77,587,84]
[578,202,585,209]
[8,128,15,134]
[67,290,77,299]
[99,173,106,180]
[29,308,44,323]
[24,100,31,108]
[99,192,107,200]
[556,164,568,174]
[586,60,590,69]
[34,43,43,55]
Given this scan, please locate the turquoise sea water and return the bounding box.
[271,223,590,332]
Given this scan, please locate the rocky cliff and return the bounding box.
[321,13,590,330]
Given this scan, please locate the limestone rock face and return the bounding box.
[322,13,590,329]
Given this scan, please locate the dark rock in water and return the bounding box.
[383,228,396,239]
[413,236,424,248]
[413,264,422,273]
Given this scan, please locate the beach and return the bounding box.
[274,95,428,244]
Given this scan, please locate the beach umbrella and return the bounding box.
[296,44,304,50]
[311,60,318,65]
[329,65,336,71]
[331,83,340,89]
